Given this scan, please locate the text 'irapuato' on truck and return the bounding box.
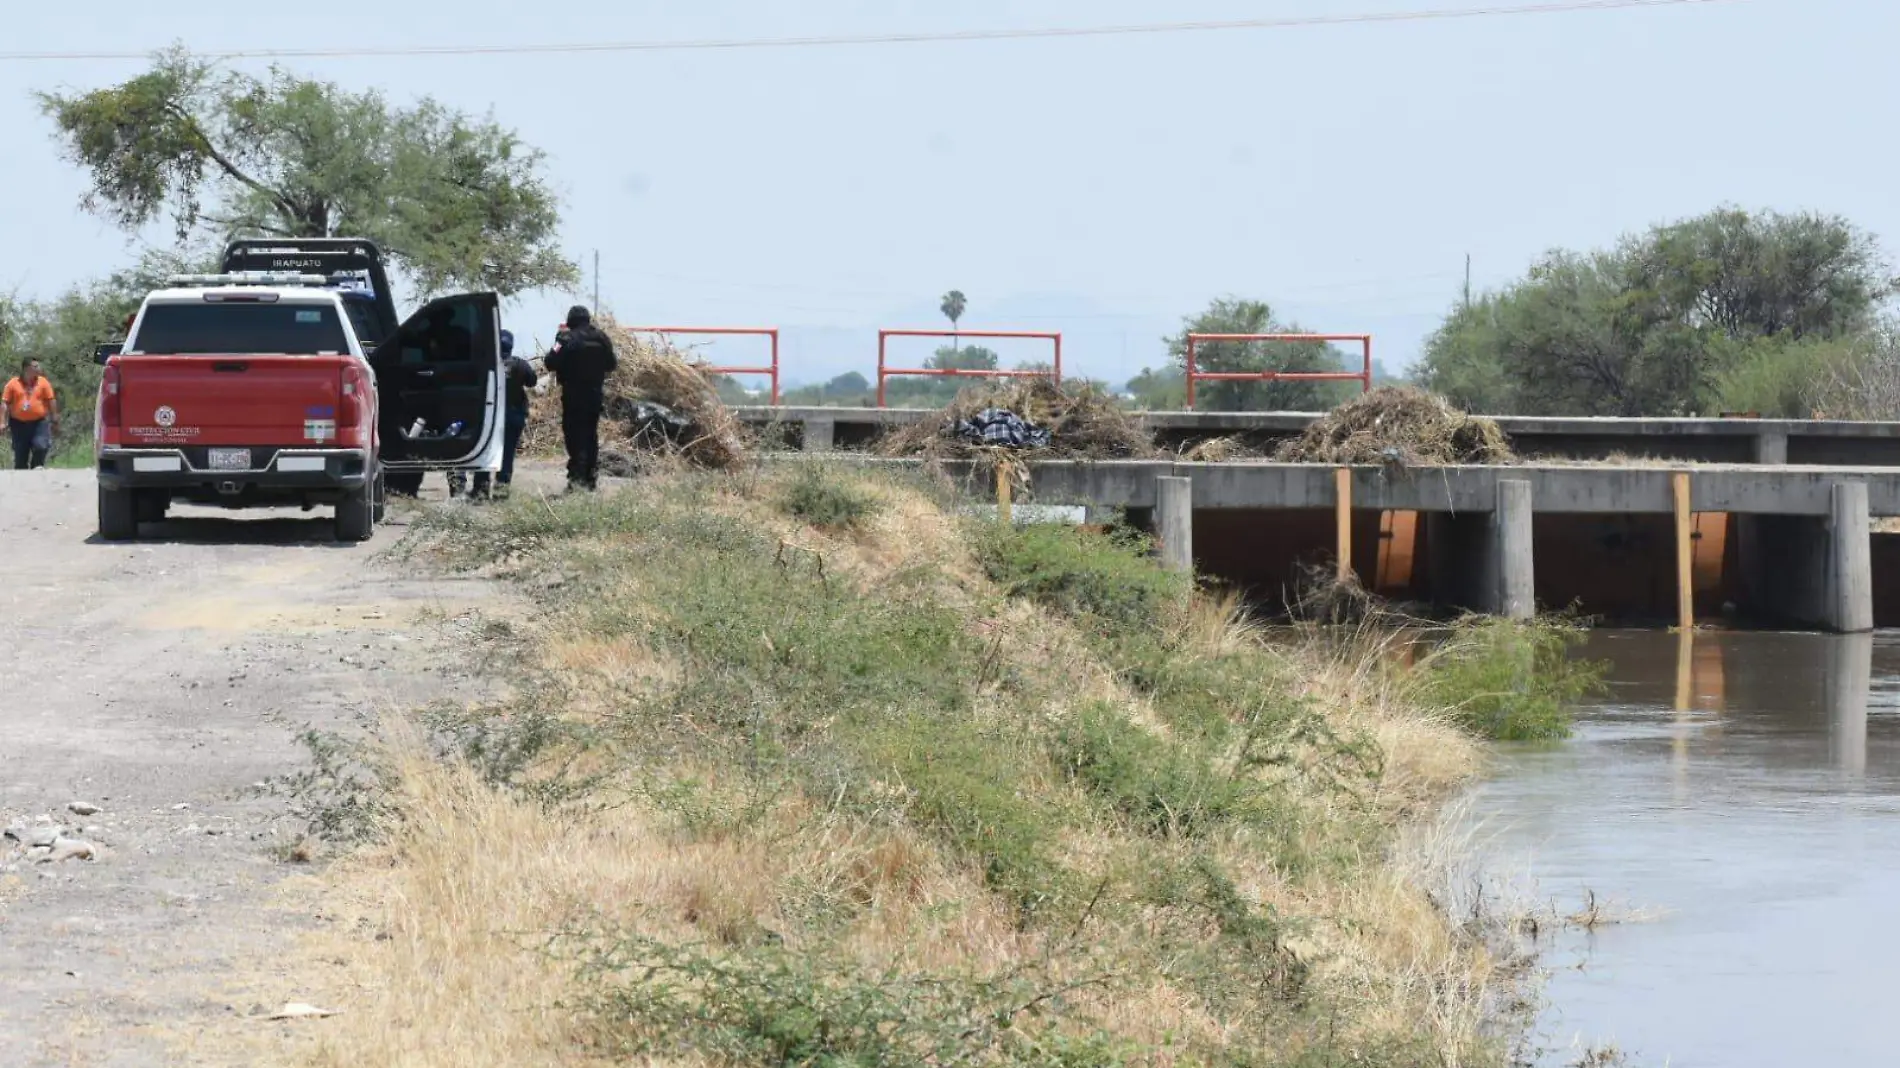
[92,238,505,541]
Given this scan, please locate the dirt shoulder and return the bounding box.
[0,470,511,1067]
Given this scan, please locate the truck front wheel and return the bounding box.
[98,486,138,541]
[335,482,374,543]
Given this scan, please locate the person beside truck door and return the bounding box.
[543,306,617,492]
[468,329,536,501]
[2,359,58,470]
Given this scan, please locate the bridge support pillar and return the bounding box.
[803,418,836,453]
[1156,476,1194,574]
[1426,478,1535,621]
[1830,482,1874,633]
[1828,633,1873,775]
[1736,481,1872,633]
[1495,479,1536,621]
[1754,428,1789,465]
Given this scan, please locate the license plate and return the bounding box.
[208,448,251,471]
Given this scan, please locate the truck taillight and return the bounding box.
[339,364,366,429]
[100,363,123,431]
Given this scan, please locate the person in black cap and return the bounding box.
[542,305,618,491]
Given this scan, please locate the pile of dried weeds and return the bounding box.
[1180,436,1269,463]
[876,378,1159,461]
[521,323,748,471]
[1276,387,1514,467]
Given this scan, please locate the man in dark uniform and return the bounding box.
[542,306,617,492]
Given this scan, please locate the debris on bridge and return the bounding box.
[523,323,749,472]
[1277,387,1514,467]
[1180,435,1267,462]
[878,379,1158,461]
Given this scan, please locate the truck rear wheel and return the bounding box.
[98,486,138,542]
[335,482,374,543]
[370,464,388,524]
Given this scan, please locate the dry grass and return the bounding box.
[290,733,1060,1068]
[296,736,632,1068]
[1278,387,1515,467]
[1280,628,1487,821]
[260,467,1537,1067]
[876,378,1159,461]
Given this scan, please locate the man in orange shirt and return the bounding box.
[1,359,59,469]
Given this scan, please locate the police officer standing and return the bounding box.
[543,306,618,492]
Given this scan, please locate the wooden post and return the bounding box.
[996,464,1013,526]
[1673,471,1694,633]
[1673,626,1693,787]
[1674,628,1694,714]
[1335,467,1353,584]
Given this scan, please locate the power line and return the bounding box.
[0,0,1745,62]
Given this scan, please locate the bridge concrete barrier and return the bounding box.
[737,407,1900,466]
[792,457,1890,632]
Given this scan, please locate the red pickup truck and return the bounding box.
[93,239,505,541]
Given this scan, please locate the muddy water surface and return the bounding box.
[1470,630,1900,1066]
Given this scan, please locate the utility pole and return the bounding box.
[593,250,601,312]
[1463,253,1472,310]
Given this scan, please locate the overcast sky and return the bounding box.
[0,0,1885,388]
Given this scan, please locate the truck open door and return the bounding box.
[371,292,505,478]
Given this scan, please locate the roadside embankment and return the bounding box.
[276,464,1593,1067]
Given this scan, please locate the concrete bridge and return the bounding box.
[739,406,1900,466]
[836,457,1895,635]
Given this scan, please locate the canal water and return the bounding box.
[1469,630,1900,1067]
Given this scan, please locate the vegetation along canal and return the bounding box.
[1472,629,1900,1066]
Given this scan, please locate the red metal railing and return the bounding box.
[1185,333,1372,410]
[877,329,1062,408]
[621,326,782,405]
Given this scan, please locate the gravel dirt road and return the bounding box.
[0,469,511,1066]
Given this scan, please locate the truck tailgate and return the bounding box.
[119,356,345,448]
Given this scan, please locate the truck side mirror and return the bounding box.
[93,343,122,366]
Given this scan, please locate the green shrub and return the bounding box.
[1053,702,1252,838]
[863,712,1068,916]
[976,522,1188,627]
[779,464,883,530]
[1416,617,1604,741]
[279,729,399,845]
[579,934,1128,1067]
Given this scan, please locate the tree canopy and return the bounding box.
[940,290,967,330]
[38,48,577,298]
[1417,207,1894,416]
[924,344,999,373]
[1166,298,1355,411]
[780,372,876,406]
